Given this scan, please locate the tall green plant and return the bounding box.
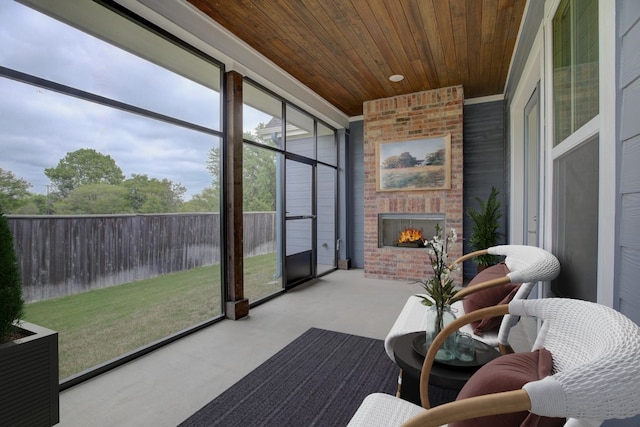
[0,211,24,341]
[467,186,502,268]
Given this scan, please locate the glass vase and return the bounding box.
[425,304,457,361]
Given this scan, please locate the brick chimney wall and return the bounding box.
[363,85,464,282]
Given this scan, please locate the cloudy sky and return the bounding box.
[0,1,267,199]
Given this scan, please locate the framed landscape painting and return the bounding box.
[376,134,451,191]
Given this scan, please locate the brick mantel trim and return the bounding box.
[363,86,463,282]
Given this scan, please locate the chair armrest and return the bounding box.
[401,390,532,427]
[419,304,511,409]
[449,249,489,269]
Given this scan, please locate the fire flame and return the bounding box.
[398,228,424,243]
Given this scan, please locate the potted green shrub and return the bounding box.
[0,211,59,426]
[467,186,502,271]
[0,211,24,341]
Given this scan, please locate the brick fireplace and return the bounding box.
[363,85,464,281]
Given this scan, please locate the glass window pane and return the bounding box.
[285,218,313,286]
[4,79,223,379]
[286,105,315,158]
[0,1,221,130]
[243,145,283,301]
[1,1,222,380]
[285,159,313,217]
[317,122,337,165]
[552,0,599,145]
[317,164,336,275]
[551,136,599,302]
[2,79,219,209]
[285,159,313,286]
[243,82,283,148]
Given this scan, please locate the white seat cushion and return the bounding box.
[347,393,431,427]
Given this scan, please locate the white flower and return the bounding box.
[416,224,460,308]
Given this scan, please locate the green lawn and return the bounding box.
[24,253,279,379]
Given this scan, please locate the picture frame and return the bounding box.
[376,134,451,191]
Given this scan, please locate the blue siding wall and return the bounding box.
[462,101,507,278]
[349,120,365,268]
[618,0,640,326]
[604,1,640,426]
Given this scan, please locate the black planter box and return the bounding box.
[0,321,59,426]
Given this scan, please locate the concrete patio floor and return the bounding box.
[56,269,532,426]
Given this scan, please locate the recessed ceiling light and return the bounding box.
[389,74,404,82]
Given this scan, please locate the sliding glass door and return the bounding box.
[243,81,337,293]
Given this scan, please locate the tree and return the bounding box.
[425,148,446,166]
[123,174,186,213]
[12,195,49,215]
[45,148,124,197]
[205,144,224,200]
[0,168,32,213]
[206,137,277,213]
[180,186,219,212]
[382,152,417,169]
[53,183,131,214]
[243,144,276,211]
[398,151,417,168]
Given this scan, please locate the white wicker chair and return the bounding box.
[384,245,561,361]
[349,298,640,427]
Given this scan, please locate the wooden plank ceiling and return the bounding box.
[189,0,526,117]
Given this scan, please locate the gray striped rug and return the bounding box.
[179,328,398,427]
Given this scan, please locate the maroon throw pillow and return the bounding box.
[462,262,520,335]
[450,349,565,427]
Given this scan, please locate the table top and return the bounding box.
[393,331,501,390]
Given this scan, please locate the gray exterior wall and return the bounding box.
[606,0,640,404]
[462,101,507,278]
[617,1,640,328]
[348,120,365,268]
[338,128,351,264]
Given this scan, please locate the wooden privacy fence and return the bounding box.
[7,212,277,303]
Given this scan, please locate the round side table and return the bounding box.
[393,331,500,406]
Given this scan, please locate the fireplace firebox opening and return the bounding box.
[378,213,445,248]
